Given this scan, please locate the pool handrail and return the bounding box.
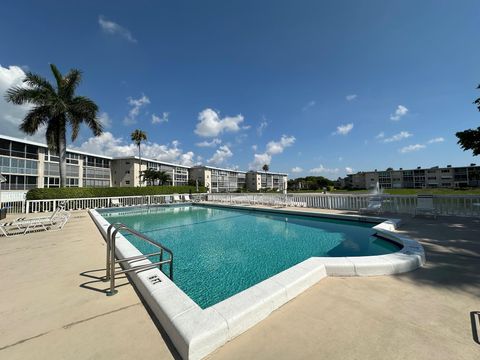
[105,223,174,296]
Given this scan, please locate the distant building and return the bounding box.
[245,171,288,192]
[341,165,480,189]
[189,166,246,193]
[111,157,189,187]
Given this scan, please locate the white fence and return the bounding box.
[0,190,27,214]
[24,193,207,214]
[207,193,480,217]
[2,192,480,217]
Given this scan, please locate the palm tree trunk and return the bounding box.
[138,144,142,187]
[58,124,67,188]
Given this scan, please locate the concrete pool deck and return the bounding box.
[0,208,479,359]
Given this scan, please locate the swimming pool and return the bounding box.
[98,204,401,308]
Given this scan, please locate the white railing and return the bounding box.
[25,193,207,213]
[0,191,27,214]
[1,201,25,214]
[206,193,480,217]
[5,192,480,217]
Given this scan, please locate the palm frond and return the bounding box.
[68,96,102,140]
[62,69,82,99]
[23,72,55,94]
[5,87,51,105]
[131,129,148,145]
[49,64,64,92]
[19,106,51,135]
[70,121,80,142]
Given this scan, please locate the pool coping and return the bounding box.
[89,204,425,360]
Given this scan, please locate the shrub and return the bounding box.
[26,186,206,200]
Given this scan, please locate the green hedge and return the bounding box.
[26,186,206,200]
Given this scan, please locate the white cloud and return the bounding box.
[98,112,112,128]
[194,108,244,137]
[345,167,354,174]
[309,165,340,174]
[291,166,303,173]
[73,132,196,166]
[207,145,233,165]
[383,131,413,143]
[98,15,137,43]
[250,153,272,170]
[151,112,169,124]
[252,145,258,151]
[249,135,296,170]
[428,137,445,144]
[124,94,150,125]
[399,144,426,154]
[346,94,357,101]
[195,138,221,148]
[302,100,316,111]
[390,105,408,121]
[0,64,45,141]
[375,132,385,139]
[265,135,296,155]
[257,119,268,136]
[333,123,354,136]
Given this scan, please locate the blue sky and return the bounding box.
[1,0,479,178]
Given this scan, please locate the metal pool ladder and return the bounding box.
[105,223,174,296]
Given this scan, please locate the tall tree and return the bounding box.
[456,85,480,156]
[5,64,102,187]
[131,129,147,186]
[262,164,269,172]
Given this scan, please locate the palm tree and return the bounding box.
[156,171,171,186]
[141,168,157,186]
[131,129,147,186]
[262,164,270,191]
[5,64,102,187]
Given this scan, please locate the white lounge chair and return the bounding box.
[183,194,191,202]
[360,196,383,215]
[414,195,437,219]
[110,198,121,207]
[172,194,182,203]
[0,209,70,237]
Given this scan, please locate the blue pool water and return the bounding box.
[98,205,401,308]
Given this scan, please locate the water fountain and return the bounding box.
[371,181,383,195]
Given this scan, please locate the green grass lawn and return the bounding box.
[330,188,480,195]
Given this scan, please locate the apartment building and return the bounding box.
[189,166,246,193]
[0,134,112,191]
[111,157,190,187]
[245,171,288,192]
[344,164,480,189]
[0,134,289,194]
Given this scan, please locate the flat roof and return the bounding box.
[248,170,289,176]
[114,156,191,169]
[191,165,247,173]
[0,134,114,159]
[357,164,480,174]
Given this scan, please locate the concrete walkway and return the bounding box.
[0,211,176,360]
[0,209,479,359]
